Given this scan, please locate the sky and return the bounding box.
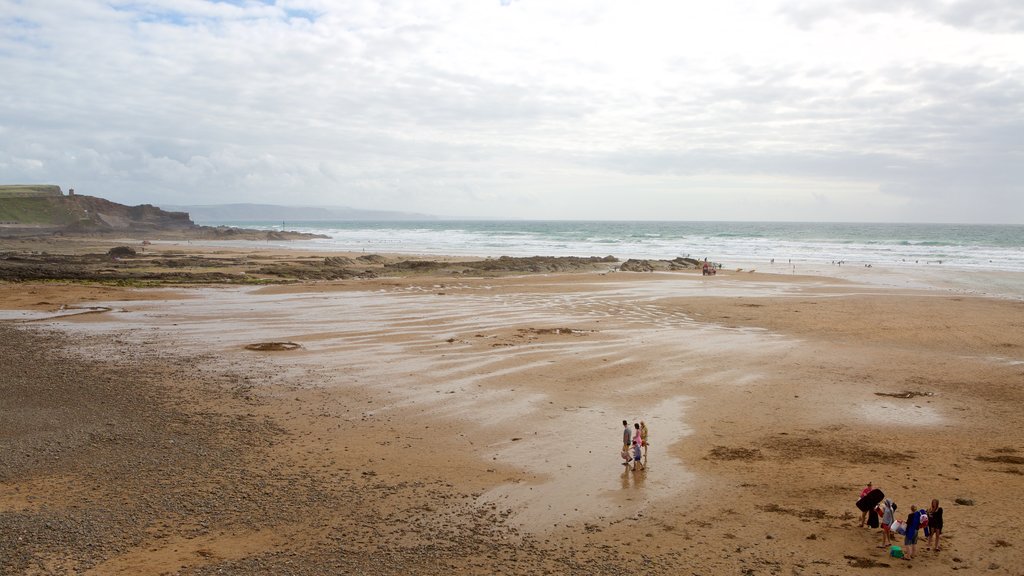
[1,0,1022,222]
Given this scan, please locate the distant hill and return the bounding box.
[167,204,437,223]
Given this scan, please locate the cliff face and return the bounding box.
[0,193,195,233]
[1,193,326,240]
[67,195,195,231]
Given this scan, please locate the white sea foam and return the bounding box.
[179,220,1024,298]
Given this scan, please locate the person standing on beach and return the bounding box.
[867,503,880,529]
[640,420,649,458]
[631,423,645,471]
[880,499,895,548]
[621,420,631,465]
[903,504,921,560]
[858,482,873,527]
[631,442,644,470]
[927,499,943,551]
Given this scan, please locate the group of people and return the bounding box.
[859,482,944,560]
[620,420,649,470]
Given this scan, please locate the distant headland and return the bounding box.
[0,185,325,240]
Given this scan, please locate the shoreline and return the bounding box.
[4,234,1024,300]
[2,239,1024,573]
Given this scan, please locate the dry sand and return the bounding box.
[2,243,1023,575]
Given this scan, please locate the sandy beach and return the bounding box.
[2,241,1023,575]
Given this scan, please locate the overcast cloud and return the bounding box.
[1,0,1021,222]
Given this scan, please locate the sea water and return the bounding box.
[199,220,1024,274]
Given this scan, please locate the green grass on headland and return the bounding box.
[0,185,63,197]
[0,197,81,225]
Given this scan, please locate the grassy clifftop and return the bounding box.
[0,185,63,197]
[0,196,82,225]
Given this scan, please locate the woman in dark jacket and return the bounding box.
[927,499,944,551]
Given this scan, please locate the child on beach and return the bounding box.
[631,423,645,470]
[631,443,644,470]
[903,504,921,560]
[879,499,895,548]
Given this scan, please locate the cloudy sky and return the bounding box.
[2,0,1022,222]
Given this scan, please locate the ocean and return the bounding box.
[198,220,1024,274]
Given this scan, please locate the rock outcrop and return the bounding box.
[619,257,702,272]
[67,195,195,231]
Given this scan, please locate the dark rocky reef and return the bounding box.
[385,255,619,275]
[619,257,702,272]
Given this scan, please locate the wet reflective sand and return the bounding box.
[48,275,811,531]
[6,267,1024,573]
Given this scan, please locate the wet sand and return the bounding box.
[2,248,1024,574]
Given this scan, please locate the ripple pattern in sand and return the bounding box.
[48,281,799,532]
